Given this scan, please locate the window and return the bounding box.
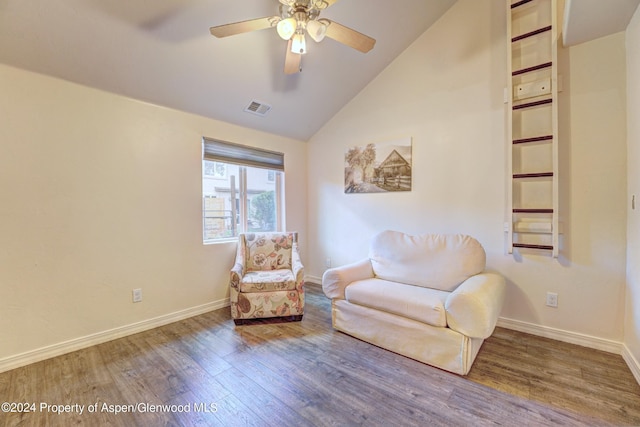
[204,161,227,178]
[202,138,284,243]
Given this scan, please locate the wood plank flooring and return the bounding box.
[1,283,639,426]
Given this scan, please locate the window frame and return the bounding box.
[202,138,285,244]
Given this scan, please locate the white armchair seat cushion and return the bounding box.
[345,279,449,327]
[240,270,296,292]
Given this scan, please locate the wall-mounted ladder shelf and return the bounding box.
[506,0,559,257]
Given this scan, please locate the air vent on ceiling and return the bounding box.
[244,100,272,116]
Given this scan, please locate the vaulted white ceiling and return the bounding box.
[563,0,640,46]
[0,0,457,141]
[1,0,637,141]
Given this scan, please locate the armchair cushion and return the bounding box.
[345,278,449,327]
[369,230,486,292]
[243,232,294,271]
[240,270,297,293]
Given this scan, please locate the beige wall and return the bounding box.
[626,5,640,371]
[1,0,636,375]
[307,0,628,345]
[0,64,307,364]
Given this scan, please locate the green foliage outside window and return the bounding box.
[250,191,276,231]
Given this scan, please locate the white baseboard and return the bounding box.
[5,296,638,388]
[497,317,624,354]
[305,274,322,284]
[0,298,230,374]
[622,344,640,385]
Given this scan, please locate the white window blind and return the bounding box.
[202,137,284,171]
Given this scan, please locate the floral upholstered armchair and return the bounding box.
[230,232,304,324]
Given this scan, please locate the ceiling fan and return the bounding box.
[209,0,376,74]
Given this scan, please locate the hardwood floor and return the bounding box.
[2,283,639,426]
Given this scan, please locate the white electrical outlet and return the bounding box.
[546,292,558,308]
[132,288,142,303]
[325,257,331,268]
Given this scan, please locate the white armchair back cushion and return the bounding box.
[369,230,486,292]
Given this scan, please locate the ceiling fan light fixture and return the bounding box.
[291,32,307,54]
[306,19,327,42]
[209,1,376,74]
[277,17,297,40]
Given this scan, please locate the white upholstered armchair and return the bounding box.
[230,232,305,325]
[322,230,505,375]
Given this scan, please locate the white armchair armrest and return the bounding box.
[445,273,506,339]
[292,245,304,284]
[230,242,246,290]
[322,259,374,300]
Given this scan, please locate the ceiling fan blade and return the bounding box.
[324,20,376,53]
[284,39,302,74]
[210,16,276,38]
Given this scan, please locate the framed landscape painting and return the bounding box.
[344,137,412,193]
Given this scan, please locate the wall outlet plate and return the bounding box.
[546,291,558,308]
[132,288,142,303]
